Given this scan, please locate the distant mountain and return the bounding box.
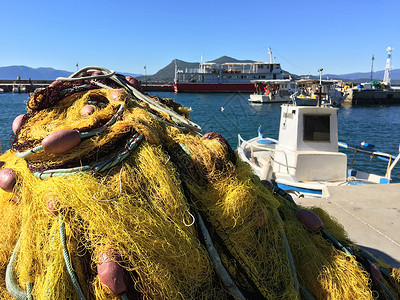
[322,69,400,83]
[136,59,199,82]
[0,66,72,80]
[0,66,143,80]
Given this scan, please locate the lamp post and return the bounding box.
[144,65,147,86]
[317,68,323,107]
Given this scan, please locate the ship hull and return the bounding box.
[174,83,255,93]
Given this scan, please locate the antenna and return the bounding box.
[370,54,374,81]
[383,47,393,85]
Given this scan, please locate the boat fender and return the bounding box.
[296,209,323,232]
[0,168,17,193]
[12,114,25,134]
[80,105,96,117]
[97,253,128,296]
[42,129,81,154]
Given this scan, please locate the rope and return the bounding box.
[274,210,300,296]
[59,215,86,300]
[196,211,246,300]
[5,238,28,300]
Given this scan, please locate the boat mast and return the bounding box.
[174,59,177,83]
[383,46,392,85]
[370,54,374,81]
[268,46,274,64]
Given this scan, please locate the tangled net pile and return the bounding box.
[0,67,399,300]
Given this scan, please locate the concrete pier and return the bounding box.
[344,88,400,105]
[296,183,400,267]
[0,79,52,93]
[0,79,173,93]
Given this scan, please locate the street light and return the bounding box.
[317,68,324,107]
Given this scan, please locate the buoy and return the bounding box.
[49,80,60,87]
[256,207,268,227]
[12,195,20,204]
[368,260,383,282]
[296,209,323,231]
[80,105,95,117]
[46,196,59,216]
[42,129,81,154]
[0,168,17,192]
[12,114,25,134]
[261,180,274,191]
[97,253,127,296]
[126,76,142,91]
[110,89,127,102]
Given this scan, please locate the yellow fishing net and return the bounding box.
[0,67,399,299]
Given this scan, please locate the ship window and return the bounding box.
[303,115,330,142]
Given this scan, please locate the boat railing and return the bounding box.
[338,142,400,181]
[237,134,290,173]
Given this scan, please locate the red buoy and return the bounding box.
[97,253,127,296]
[368,260,383,282]
[296,209,323,231]
[12,114,25,134]
[0,168,17,192]
[80,105,95,117]
[42,129,81,154]
[110,89,127,102]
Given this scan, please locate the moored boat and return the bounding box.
[293,79,345,107]
[248,79,296,103]
[173,46,287,93]
[237,104,399,197]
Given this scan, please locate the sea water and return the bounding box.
[1,92,399,182]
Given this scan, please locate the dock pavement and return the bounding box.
[295,183,400,268]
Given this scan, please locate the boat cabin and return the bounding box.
[273,105,347,182]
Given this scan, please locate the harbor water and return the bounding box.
[1,92,399,182]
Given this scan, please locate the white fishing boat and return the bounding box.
[293,79,345,107]
[237,104,399,197]
[248,79,296,103]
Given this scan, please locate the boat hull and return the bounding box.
[249,94,290,103]
[174,83,255,93]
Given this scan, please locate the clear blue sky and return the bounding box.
[1,0,399,76]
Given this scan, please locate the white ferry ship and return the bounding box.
[173,47,288,93]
